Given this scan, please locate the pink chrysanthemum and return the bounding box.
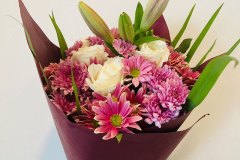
[111,28,120,39]
[66,41,83,57]
[123,56,154,87]
[149,65,180,91]
[87,36,104,46]
[51,92,75,114]
[113,39,136,58]
[44,63,59,78]
[93,93,142,140]
[157,79,189,111]
[51,59,88,95]
[143,94,180,128]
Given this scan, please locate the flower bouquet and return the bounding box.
[18,0,239,159]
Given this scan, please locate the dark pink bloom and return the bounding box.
[113,39,136,58]
[51,92,75,114]
[111,28,120,39]
[66,41,83,57]
[179,68,200,86]
[166,50,200,86]
[123,56,154,87]
[51,59,88,95]
[167,48,188,72]
[93,93,142,140]
[43,63,59,78]
[157,79,189,111]
[87,36,104,46]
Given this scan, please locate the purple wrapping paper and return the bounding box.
[19,0,203,159]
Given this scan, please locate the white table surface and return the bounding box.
[0,0,240,159]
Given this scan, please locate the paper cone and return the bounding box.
[19,1,202,159]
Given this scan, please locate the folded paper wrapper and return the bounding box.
[18,0,206,159]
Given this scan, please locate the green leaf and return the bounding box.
[197,38,240,73]
[140,0,169,30]
[171,4,196,48]
[195,40,217,69]
[8,15,50,89]
[175,38,192,53]
[49,12,68,59]
[134,36,168,46]
[79,2,113,43]
[225,39,240,56]
[186,55,238,111]
[71,68,81,114]
[118,12,135,43]
[116,133,123,143]
[104,41,124,57]
[186,4,223,62]
[134,2,144,32]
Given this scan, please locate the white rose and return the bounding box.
[86,57,124,95]
[71,45,108,65]
[134,40,170,67]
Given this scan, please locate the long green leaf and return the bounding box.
[134,2,144,32]
[171,4,196,48]
[50,12,68,59]
[104,41,124,57]
[8,15,51,89]
[134,36,168,46]
[186,4,223,62]
[71,68,81,114]
[195,40,217,69]
[25,29,50,89]
[175,38,192,53]
[197,38,240,72]
[186,55,238,111]
[225,39,240,56]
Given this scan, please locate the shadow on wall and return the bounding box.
[39,128,66,160]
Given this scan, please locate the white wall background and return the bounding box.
[0,0,240,159]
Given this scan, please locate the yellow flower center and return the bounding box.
[110,114,123,127]
[130,69,140,78]
[112,96,118,102]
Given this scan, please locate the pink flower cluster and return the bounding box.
[43,29,199,140]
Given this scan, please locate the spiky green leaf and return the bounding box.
[175,38,192,53]
[195,40,217,69]
[134,2,144,32]
[186,55,238,111]
[49,12,68,59]
[104,41,124,57]
[71,69,81,113]
[225,39,240,56]
[171,4,196,47]
[186,4,223,62]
